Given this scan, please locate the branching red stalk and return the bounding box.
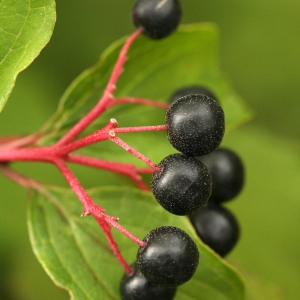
[0,163,136,274]
[0,28,170,273]
[56,123,167,156]
[53,158,146,248]
[0,123,164,170]
[55,29,143,147]
[0,125,156,274]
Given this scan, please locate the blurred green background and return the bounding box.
[0,1,299,299]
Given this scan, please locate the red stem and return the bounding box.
[109,135,160,171]
[0,122,166,170]
[53,158,102,215]
[55,29,143,146]
[0,163,135,274]
[0,28,159,273]
[56,123,167,156]
[95,216,132,274]
[114,124,168,134]
[53,158,145,248]
[0,146,56,162]
[66,154,149,191]
[103,215,145,248]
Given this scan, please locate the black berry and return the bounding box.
[169,85,218,104]
[166,94,225,156]
[151,153,212,215]
[198,148,245,203]
[189,204,240,257]
[132,0,182,39]
[137,226,199,287]
[120,263,177,300]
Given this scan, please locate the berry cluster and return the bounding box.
[120,0,242,298]
[150,89,225,217]
[0,0,245,298]
[189,147,245,257]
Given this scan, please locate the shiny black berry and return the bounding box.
[151,153,212,215]
[198,148,245,203]
[169,85,218,104]
[132,0,182,39]
[189,204,240,257]
[137,226,199,287]
[166,94,225,156]
[120,263,177,300]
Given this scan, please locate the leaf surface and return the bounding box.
[28,186,245,300]
[0,0,56,112]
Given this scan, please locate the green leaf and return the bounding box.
[39,24,252,166]
[0,0,56,112]
[28,186,245,300]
